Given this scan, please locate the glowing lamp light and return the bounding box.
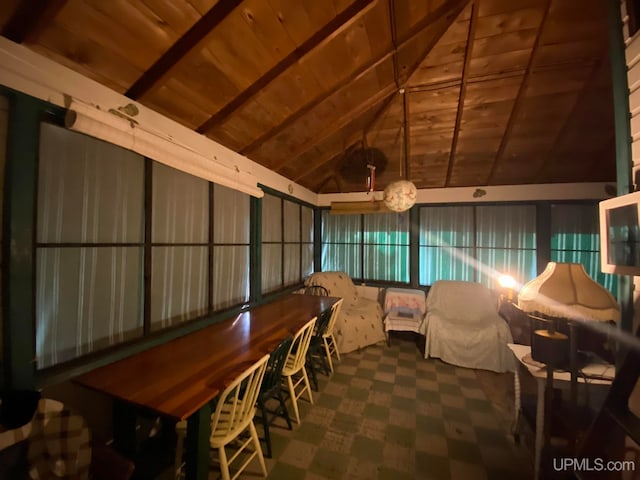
[498,275,516,290]
[498,274,517,302]
[383,180,417,212]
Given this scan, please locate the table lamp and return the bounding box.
[518,262,620,413]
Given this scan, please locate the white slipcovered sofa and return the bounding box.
[421,280,514,372]
[304,271,385,354]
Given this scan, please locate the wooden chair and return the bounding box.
[306,309,333,391]
[322,298,344,373]
[281,317,317,424]
[303,285,329,296]
[257,336,293,458]
[175,354,269,480]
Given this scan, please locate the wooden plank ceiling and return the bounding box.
[1,0,615,193]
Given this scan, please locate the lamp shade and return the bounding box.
[518,262,620,322]
[383,180,417,212]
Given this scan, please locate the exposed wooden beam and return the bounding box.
[1,0,67,43]
[444,1,477,187]
[534,53,607,183]
[485,0,551,185]
[239,0,470,155]
[403,91,411,180]
[126,0,242,99]
[196,0,377,133]
[272,84,397,172]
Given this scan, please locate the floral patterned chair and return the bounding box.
[304,271,385,354]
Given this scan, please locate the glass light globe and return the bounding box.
[383,180,417,212]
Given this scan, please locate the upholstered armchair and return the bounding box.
[422,280,514,372]
[304,271,385,354]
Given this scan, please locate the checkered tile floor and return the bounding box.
[247,337,533,480]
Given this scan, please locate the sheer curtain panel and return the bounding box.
[36,124,144,368]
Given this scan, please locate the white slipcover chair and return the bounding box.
[422,280,514,373]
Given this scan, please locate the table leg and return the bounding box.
[512,367,521,441]
[534,378,545,480]
[185,403,212,480]
[112,400,138,460]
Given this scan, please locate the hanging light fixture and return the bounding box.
[383,88,417,212]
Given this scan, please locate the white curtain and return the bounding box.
[36,123,144,368]
[363,212,409,282]
[261,194,282,293]
[551,203,616,295]
[151,163,208,330]
[212,184,250,309]
[419,206,475,285]
[321,211,361,279]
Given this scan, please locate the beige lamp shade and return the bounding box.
[518,262,620,323]
[383,180,417,212]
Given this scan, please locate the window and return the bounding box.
[322,211,409,282]
[151,163,208,331]
[419,204,537,288]
[419,206,475,285]
[212,184,250,309]
[36,124,145,368]
[551,204,617,296]
[476,205,537,287]
[262,193,313,293]
[322,212,361,279]
[364,213,409,282]
[34,125,255,369]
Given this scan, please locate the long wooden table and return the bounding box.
[76,294,338,480]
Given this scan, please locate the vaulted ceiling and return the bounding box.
[0,0,616,193]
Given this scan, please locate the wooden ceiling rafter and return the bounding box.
[534,52,608,183]
[197,0,377,134]
[444,1,478,187]
[1,0,67,43]
[125,0,243,99]
[402,91,411,180]
[240,0,470,155]
[485,0,552,185]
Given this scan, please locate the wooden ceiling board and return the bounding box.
[474,7,544,39]
[467,48,533,78]
[393,0,439,37]
[143,83,214,129]
[472,29,538,59]
[523,67,592,98]
[273,83,397,171]
[463,76,524,105]
[185,0,220,16]
[252,67,391,167]
[146,48,241,115]
[535,41,604,69]
[30,21,143,93]
[410,86,461,113]
[56,1,186,71]
[264,0,338,45]
[477,0,544,18]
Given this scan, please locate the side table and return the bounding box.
[507,343,614,480]
[383,288,426,345]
